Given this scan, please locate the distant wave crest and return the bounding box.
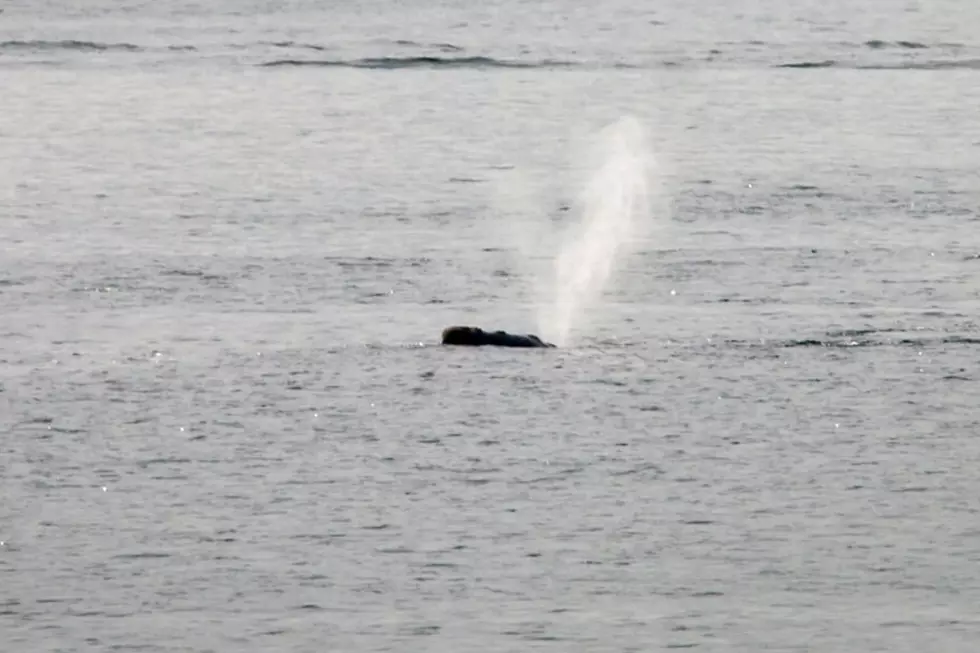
[0,39,196,53]
[267,41,331,52]
[774,60,837,69]
[776,58,980,71]
[257,55,578,70]
[392,40,465,53]
[731,333,980,349]
[860,59,980,71]
[864,39,929,50]
[0,39,142,52]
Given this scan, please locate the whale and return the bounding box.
[441,326,556,348]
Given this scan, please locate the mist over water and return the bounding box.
[539,116,659,346]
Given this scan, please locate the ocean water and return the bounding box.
[3,1,980,651]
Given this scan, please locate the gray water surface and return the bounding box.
[2,1,980,651]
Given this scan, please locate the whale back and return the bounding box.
[441,325,483,345]
[441,325,555,348]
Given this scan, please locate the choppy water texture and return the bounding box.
[3,1,980,651]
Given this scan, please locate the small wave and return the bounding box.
[257,55,578,70]
[935,336,980,345]
[785,184,820,191]
[774,335,980,348]
[775,60,837,69]
[713,328,980,351]
[865,40,929,50]
[325,255,418,269]
[392,39,464,53]
[780,339,841,348]
[858,59,980,71]
[160,268,224,281]
[267,41,331,52]
[0,39,141,52]
[825,327,907,338]
[777,58,980,71]
[161,268,206,277]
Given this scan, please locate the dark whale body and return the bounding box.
[441,326,555,348]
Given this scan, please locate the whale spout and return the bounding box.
[441,326,556,348]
